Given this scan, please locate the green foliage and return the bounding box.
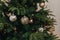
[0,23,4,30]
[29,32,44,40]
[0,0,59,40]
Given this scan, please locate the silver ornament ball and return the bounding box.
[9,15,17,22]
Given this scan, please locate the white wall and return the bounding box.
[48,0,60,38]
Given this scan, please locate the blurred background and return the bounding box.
[48,0,60,38]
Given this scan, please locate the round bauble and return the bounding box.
[9,14,17,22]
[39,2,45,7]
[21,16,29,24]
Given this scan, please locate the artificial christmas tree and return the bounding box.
[0,0,59,40]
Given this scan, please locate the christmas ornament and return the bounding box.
[21,16,29,24]
[36,3,42,12]
[29,19,33,23]
[39,2,48,8]
[9,14,17,22]
[39,2,45,7]
[39,27,43,32]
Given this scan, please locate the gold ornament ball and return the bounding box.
[40,2,45,7]
[21,16,29,24]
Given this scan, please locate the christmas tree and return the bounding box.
[0,0,59,40]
